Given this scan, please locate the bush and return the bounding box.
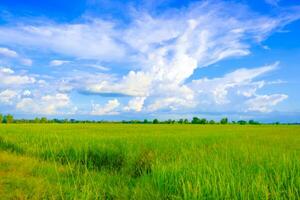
[47,147,125,171]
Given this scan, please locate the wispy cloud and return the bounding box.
[50,60,71,66]
[0,47,18,57]
[0,47,32,66]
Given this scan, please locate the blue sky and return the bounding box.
[0,0,300,122]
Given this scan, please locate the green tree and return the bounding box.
[249,120,259,125]
[237,120,247,125]
[220,117,228,124]
[0,114,2,123]
[34,117,40,123]
[143,119,148,124]
[4,114,14,123]
[191,117,200,124]
[153,119,159,124]
[209,120,215,124]
[199,118,207,124]
[40,117,48,123]
[184,119,189,124]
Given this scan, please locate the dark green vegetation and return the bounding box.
[0,124,299,199]
[0,113,270,125]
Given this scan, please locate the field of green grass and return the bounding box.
[0,124,299,199]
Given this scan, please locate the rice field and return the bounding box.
[0,124,299,199]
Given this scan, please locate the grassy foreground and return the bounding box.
[0,124,299,199]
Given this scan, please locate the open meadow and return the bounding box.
[0,124,299,199]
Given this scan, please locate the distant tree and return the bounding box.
[220,117,228,124]
[232,121,236,124]
[248,120,260,125]
[184,119,189,124]
[209,120,215,124]
[191,117,200,124]
[34,117,40,123]
[178,119,184,124]
[0,114,2,123]
[153,119,159,124]
[143,119,148,124]
[237,120,247,125]
[199,118,207,124]
[4,114,14,123]
[40,117,48,123]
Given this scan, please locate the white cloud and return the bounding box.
[265,0,280,6]
[86,71,152,96]
[0,89,18,104]
[91,99,120,115]
[0,1,297,116]
[79,2,295,113]
[190,62,279,105]
[0,67,14,74]
[85,64,110,71]
[50,60,71,66]
[0,67,35,86]
[0,47,18,57]
[16,93,71,115]
[21,58,33,66]
[0,20,126,61]
[0,47,32,66]
[22,90,31,97]
[124,97,146,112]
[246,94,288,112]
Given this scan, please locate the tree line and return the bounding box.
[0,113,290,125]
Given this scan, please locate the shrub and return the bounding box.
[84,147,125,171]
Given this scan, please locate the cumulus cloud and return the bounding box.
[0,89,18,104]
[124,97,146,112]
[86,71,152,97]
[16,93,72,115]
[91,99,120,115]
[0,67,35,86]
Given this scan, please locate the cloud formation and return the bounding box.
[0,0,298,116]
[91,99,120,115]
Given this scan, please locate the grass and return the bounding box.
[0,124,299,199]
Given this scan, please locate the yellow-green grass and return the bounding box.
[0,124,299,199]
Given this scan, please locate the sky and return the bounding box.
[0,0,300,122]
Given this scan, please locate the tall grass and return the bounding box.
[0,124,299,199]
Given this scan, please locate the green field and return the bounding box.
[0,124,299,199]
